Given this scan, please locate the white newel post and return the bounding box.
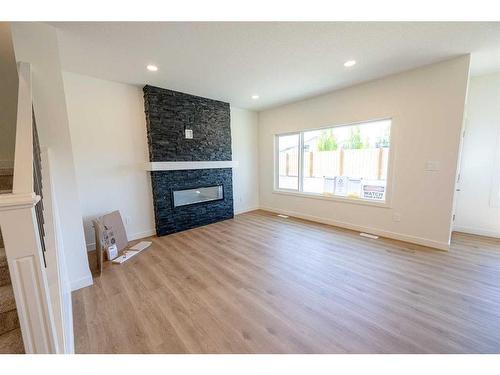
[0,194,58,353]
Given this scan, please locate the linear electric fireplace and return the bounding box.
[173,185,224,208]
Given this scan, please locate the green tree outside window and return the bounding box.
[317,130,338,151]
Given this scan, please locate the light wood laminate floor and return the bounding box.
[73,210,500,353]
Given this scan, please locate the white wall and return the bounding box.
[62,72,155,249]
[10,23,92,291]
[454,72,500,238]
[62,72,260,250]
[0,23,18,168]
[258,56,470,250]
[231,107,260,214]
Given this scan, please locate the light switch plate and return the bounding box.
[185,129,193,139]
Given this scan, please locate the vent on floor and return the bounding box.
[277,214,289,219]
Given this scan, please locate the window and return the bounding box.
[277,133,300,190]
[275,119,392,203]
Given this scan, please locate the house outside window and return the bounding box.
[275,119,392,204]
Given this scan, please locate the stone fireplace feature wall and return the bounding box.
[143,85,234,236]
[143,85,232,162]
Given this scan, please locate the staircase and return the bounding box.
[0,168,13,194]
[0,170,24,353]
[0,61,66,354]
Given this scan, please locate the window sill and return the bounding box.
[272,189,392,208]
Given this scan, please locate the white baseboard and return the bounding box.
[453,225,500,239]
[70,274,93,291]
[129,229,157,241]
[260,206,450,251]
[86,228,156,251]
[234,206,260,215]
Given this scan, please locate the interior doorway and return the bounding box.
[453,71,500,239]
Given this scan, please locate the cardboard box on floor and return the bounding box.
[93,210,128,274]
[102,210,128,252]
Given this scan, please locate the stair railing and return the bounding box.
[0,62,59,353]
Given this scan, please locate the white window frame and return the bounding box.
[274,131,302,192]
[274,118,395,208]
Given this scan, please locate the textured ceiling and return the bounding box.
[51,22,500,110]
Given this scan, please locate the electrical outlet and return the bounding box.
[185,129,193,139]
[392,213,402,222]
[125,216,131,225]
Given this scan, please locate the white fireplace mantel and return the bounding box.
[145,161,239,171]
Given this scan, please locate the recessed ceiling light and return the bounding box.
[251,95,260,100]
[147,64,158,72]
[344,60,356,68]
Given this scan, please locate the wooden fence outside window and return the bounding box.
[279,148,389,180]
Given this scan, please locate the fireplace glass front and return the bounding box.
[172,185,224,207]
